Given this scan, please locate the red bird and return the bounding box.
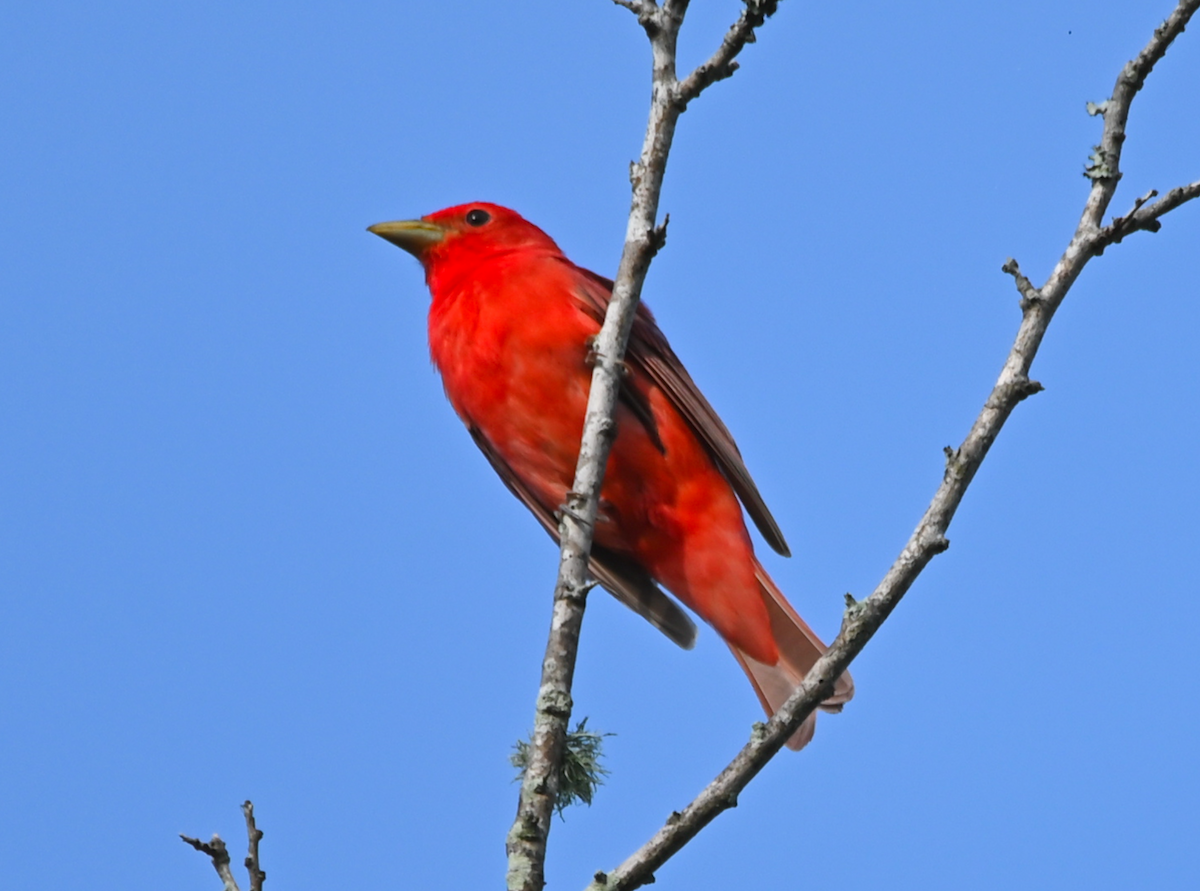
[370,203,852,749]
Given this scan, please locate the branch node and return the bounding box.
[1001,258,1043,309]
[585,336,634,379]
[1085,99,1111,117]
[1012,378,1045,402]
[556,498,594,531]
[535,687,573,720]
[843,592,869,624]
[1104,188,1163,244]
[943,446,964,481]
[557,583,590,606]
[180,833,229,861]
[181,832,242,891]
[563,576,597,605]
[648,214,670,257]
[614,0,661,35]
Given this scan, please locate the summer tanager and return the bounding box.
[369,202,852,749]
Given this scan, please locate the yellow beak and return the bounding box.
[367,219,445,258]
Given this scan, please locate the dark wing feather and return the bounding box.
[570,266,792,558]
[467,425,697,649]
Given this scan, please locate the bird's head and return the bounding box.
[368,203,561,273]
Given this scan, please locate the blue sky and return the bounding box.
[2,2,1197,889]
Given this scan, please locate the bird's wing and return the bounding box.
[467,425,697,649]
[571,265,791,558]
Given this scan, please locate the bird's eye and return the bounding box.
[465,209,491,227]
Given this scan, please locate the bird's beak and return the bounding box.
[367,219,445,258]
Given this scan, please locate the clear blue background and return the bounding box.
[2,2,1197,888]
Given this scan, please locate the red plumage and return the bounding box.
[371,202,852,749]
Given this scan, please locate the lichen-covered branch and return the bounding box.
[504,3,782,890]
[1077,0,1198,232]
[585,2,1198,888]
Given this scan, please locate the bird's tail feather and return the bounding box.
[728,562,854,751]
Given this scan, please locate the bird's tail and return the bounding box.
[728,562,854,751]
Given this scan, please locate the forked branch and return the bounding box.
[586,1,1198,889]
[182,801,266,891]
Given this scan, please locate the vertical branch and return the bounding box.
[242,801,266,891]
[504,10,683,891]
[505,3,781,890]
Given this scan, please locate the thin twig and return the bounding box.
[677,0,780,104]
[504,2,783,890]
[586,2,1198,888]
[180,834,242,891]
[1098,180,1200,247]
[1001,258,1043,310]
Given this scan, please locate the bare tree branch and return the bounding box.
[1078,0,1198,231]
[676,0,779,104]
[504,2,784,890]
[181,834,242,891]
[611,0,652,15]
[1098,180,1200,247]
[585,2,1198,888]
[242,801,266,891]
[183,801,266,891]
